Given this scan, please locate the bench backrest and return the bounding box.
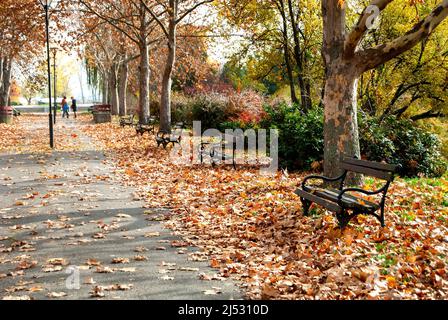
[341,157,398,181]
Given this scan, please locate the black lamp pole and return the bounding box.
[41,0,54,148]
[51,48,57,124]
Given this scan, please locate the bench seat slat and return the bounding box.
[295,189,342,213]
[311,188,380,211]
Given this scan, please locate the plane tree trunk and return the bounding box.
[118,61,128,116]
[0,57,12,107]
[109,64,119,115]
[321,0,448,182]
[159,0,177,133]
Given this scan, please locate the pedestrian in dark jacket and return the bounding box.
[71,97,77,119]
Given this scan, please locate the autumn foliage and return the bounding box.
[75,118,447,300]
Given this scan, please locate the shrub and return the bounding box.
[172,93,194,124]
[260,103,324,170]
[227,90,266,126]
[191,93,235,131]
[149,93,160,118]
[360,116,447,177]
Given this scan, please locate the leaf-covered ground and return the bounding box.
[2,116,447,300]
[0,116,242,300]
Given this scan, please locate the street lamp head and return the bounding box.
[38,0,55,9]
[50,45,58,57]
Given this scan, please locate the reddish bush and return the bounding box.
[227,90,266,125]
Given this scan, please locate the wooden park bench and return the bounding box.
[199,137,237,169]
[136,116,157,136]
[156,122,184,148]
[119,114,136,127]
[295,157,398,228]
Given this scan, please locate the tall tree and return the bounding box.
[0,0,44,106]
[218,0,321,108]
[142,0,213,132]
[77,0,161,122]
[321,0,448,179]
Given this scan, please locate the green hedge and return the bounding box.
[360,116,447,178]
[260,104,324,170]
[222,104,446,177]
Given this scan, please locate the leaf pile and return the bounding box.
[82,120,448,300]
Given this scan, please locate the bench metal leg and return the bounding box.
[336,210,350,229]
[300,198,311,216]
[380,207,385,228]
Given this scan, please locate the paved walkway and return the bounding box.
[0,117,242,300]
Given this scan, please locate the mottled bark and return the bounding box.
[323,66,361,179]
[109,64,119,115]
[159,0,177,133]
[118,61,128,116]
[101,72,108,105]
[321,0,448,183]
[344,0,394,56]
[0,58,12,107]
[355,0,448,71]
[322,1,359,180]
[138,2,150,124]
[138,43,150,123]
[0,57,4,88]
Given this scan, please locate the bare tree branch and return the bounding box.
[356,0,448,72]
[344,0,394,56]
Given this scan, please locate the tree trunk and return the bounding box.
[160,4,177,133]
[109,65,119,115]
[287,0,312,110]
[278,0,298,105]
[283,42,298,106]
[320,0,448,185]
[138,43,151,123]
[101,74,108,105]
[0,58,12,106]
[118,61,128,116]
[323,64,361,180]
[138,2,150,124]
[0,57,4,88]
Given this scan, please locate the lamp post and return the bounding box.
[39,0,54,148]
[50,47,57,125]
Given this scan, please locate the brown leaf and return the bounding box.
[111,257,130,264]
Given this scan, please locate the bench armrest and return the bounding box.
[337,185,388,207]
[302,174,346,190]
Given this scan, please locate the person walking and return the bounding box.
[61,96,69,119]
[71,96,77,119]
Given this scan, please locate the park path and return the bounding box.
[0,116,242,300]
